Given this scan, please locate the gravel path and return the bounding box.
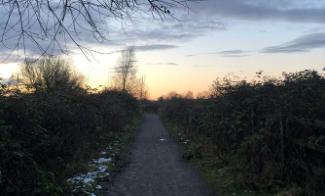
[107,113,213,196]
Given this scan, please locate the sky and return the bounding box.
[0,0,325,99]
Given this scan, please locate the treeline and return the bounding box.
[159,70,325,195]
[0,58,139,195]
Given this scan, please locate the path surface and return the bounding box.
[107,113,213,196]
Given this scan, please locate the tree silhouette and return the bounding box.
[113,47,137,91]
[0,0,191,57]
[138,76,149,100]
[112,47,149,98]
[20,58,83,92]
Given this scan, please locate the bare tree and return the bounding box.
[138,76,149,100]
[113,47,136,91]
[20,57,84,92]
[0,0,191,57]
[112,47,149,98]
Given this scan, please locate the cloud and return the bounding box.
[0,3,226,59]
[146,62,178,66]
[1,0,325,59]
[261,33,325,53]
[128,19,226,41]
[167,62,177,66]
[186,50,249,58]
[219,50,250,57]
[221,54,250,58]
[0,2,111,58]
[185,52,215,57]
[84,44,179,56]
[133,44,179,51]
[219,50,245,54]
[190,0,325,24]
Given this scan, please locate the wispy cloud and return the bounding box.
[146,62,178,66]
[93,44,179,55]
[186,50,249,58]
[219,50,250,57]
[124,18,226,43]
[190,0,325,24]
[0,5,225,58]
[221,54,250,58]
[133,44,179,51]
[185,52,217,57]
[261,33,325,53]
[1,0,325,58]
[219,50,245,55]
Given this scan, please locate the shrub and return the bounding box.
[159,70,325,194]
[0,60,139,195]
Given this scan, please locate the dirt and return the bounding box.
[107,113,213,196]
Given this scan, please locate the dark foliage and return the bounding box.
[159,70,325,194]
[0,78,139,195]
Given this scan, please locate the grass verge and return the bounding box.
[162,119,275,196]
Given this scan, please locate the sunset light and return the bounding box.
[1,1,324,195]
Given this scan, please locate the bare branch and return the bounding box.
[0,0,192,58]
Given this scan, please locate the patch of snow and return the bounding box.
[98,165,107,173]
[67,142,122,195]
[183,139,190,144]
[83,175,95,184]
[93,157,112,164]
[67,155,112,194]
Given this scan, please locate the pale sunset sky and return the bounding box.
[1,0,325,99]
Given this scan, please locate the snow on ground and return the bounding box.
[176,132,191,145]
[67,144,117,196]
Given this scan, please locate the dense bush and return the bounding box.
[159,70,325,195]
[0,59,139,195]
